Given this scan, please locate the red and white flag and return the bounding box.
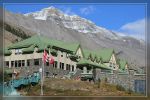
[13,69,17,74]
[13,69,19,77]
[43,49,48,63]
[49,56,54,64]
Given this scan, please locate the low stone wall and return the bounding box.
[16,64,70,78]
[94,69,146,93]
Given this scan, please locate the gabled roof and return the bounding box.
[118,59,127,70]
[7,35,80,53]
[82,49,93,60]
[95,48,114,63]
[83,48,114,63]
[93,55,101,63]
[61,42,80,54]
[77,58,111,70]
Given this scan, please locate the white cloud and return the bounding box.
[80,6,94,15]
[57,6,76,15]
[63,7,75,15]
[117,18,146,40]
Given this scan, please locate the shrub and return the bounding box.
[116,84,125,91]
[4,23,30,39]
[127,88,133,94]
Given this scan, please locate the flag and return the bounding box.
[13,69,19,77]
[43,49,48,63]
[13,69,17,74]
[49,56,54,64]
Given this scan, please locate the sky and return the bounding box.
[5,4,146,40]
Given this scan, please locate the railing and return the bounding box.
[81,70,93,74]
[80,70,93,78]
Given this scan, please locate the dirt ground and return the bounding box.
[19,78,143,96]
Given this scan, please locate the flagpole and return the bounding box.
[43,52,44,94]
[41,51,44,96]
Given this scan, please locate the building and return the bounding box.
[4,35,128,80]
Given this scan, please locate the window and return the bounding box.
[68,64,71,71]
[66,64,71,70]
[59,62,64,69]
[62,63,64,70]
[59,62,62,69]
[34,59,39,66]
[72,65,74,71]
[5,61,9,67]
[27,60,30,66]
[18,60,21,67]
[15,49,22,55]
[11,61,14,67]
[22,60,25,67]
[66,64,68,70]
[15,60,18,67]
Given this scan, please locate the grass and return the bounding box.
[18,78,144,96]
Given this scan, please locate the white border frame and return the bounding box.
[2,3,148,98]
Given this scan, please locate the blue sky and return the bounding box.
[5,4,146,40]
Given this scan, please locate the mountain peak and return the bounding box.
[24,6,116,36]
[43,6,56,10]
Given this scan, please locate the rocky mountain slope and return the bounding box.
[4,7,146,70]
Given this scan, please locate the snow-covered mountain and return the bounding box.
[24,6,119,39]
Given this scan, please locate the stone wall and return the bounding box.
[94,68,146,93]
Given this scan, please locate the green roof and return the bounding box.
[118,60,127,70]
[4,48,12,55]
[82,49,93,59]
[95,48,114,63]
[83,48,114,63]
[77,58,111,70]
[62,43,80,54]
[22,45,35,53]
[7,35,80,54]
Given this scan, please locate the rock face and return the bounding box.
[24,6,120,39]
[4,6,146,69]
